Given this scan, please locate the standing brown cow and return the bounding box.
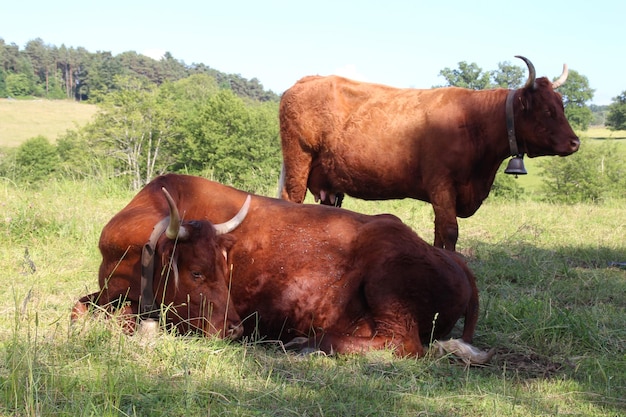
[279,56,580,250]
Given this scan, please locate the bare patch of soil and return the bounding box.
[492,348,568,378]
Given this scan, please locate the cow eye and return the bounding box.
[191,271,204,280]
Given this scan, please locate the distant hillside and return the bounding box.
[0,99,98,147]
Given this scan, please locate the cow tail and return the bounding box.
[430,257,494,365]
[276,161,286,199]
[459,260,480,344]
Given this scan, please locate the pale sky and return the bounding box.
[3,0,623,104]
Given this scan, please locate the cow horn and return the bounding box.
[214,195,251,235]
[162,187,189,240]
[515,55,536,90]
[551,63,568,89]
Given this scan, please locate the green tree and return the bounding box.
[490,169,525,200]
[0,67,6,96]
[46,69,66,99]
[172,88,280,190]
[159,73,219,109]
[5,73,33,96]
[116,51,159,84]
[88,75,179,189]
[0,40,21,73]
[491,61,525,88]
[156,52,188,84]
[589,104,608,126]
[438,61,492,90]
[556,69,594,131]
[13,136,60,183]
[56,129,108,179]
[78,51,124,102]
[605,91,626,131]
[24,38,53,97]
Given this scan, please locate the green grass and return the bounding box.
[0,98,98,147]
[1,178,624,416]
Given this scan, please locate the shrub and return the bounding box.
[12,136,60,184]
[539,139,626,203]
[490,169,525,200]
[5,73,34,97]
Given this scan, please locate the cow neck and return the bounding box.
[505,89,522,157]
[140,217,169,319]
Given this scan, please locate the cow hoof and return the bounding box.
[283,336,309,350]
[136,318,159,341]
[298,347,327,356]
[70,301,89,323]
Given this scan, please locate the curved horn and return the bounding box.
[162,187,189,240]
[214,195,251,235]
[551,63,568,89]
[515,55,536,90]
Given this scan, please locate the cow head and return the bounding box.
[154,188,251,339]
[513,56,580,158]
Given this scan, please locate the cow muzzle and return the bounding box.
[201,310,243,340]
[550,135,580,157]
[569,137,581,153]
[205,319,243,340]
[225,322,244,340]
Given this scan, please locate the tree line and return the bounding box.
[0,37,279,103]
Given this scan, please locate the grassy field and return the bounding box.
[1,101,625,415]
[585,126,626,140]
[0,99,98,147]
[0,178,624,416]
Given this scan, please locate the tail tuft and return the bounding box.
[431,338,495,365]
[276,162,286,199]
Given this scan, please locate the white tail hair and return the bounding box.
[276,162,286,199]
[431,339,495,365]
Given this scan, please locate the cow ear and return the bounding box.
[217,234,237,261]
[160,248,179,282]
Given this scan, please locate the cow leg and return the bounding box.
[71,292,100,322]
[279,118,315,203]
[323,332,425,357]
[455,257,480,344]
[279,154,313,203]
[431,189,459,251]
[287,331,425,357]
[289,305,425,356]
[71,291,139,334]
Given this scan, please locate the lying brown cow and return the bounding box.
[278,56,580,250]
[73,174,493,363]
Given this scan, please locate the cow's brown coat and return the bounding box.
[74,174,488,359]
